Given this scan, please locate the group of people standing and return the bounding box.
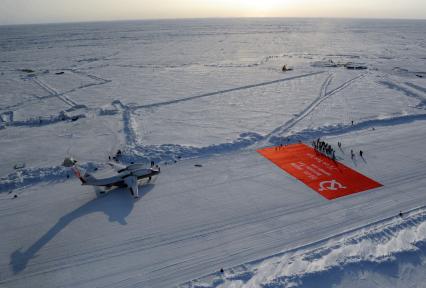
[274,137,365,163]
[351,149,364,159]
[312,138,336,160]
[312,139,365,161]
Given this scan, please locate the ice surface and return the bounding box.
[0,18,426,287]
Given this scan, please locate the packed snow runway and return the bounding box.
[1,120,426,288]
[0,18,426,287]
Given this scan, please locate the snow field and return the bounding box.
[0,18,425,287]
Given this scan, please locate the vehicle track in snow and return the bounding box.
[263,72,367,143]
[66,69,111,85]
[0,70,114,130]
[405,82,426,94]
[131,71,325,111]
[2,69,111,112]
[116,71,326,151]
[1,71,422,192]
[378,76,426,108]
[32,77,78,107]
[35,70,112,104]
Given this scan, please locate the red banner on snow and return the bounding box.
[257,144,382,200]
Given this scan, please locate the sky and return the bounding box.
[1,0,425,25]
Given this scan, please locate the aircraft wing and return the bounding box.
[107,161,127,172]
[123,175,139,198]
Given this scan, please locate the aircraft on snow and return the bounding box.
[63,157,160,198]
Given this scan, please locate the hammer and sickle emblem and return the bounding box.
[319,180,346,191]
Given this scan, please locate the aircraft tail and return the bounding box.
[72,166,87,184]
[63,157,97,185]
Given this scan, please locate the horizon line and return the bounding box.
[1,15,426,27]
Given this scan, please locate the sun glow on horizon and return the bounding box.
[232,0,293,15]
[197,0,296,17]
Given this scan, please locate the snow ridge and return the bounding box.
[122,132,263,164]
[268,113,426,145]
[2,113,426,193]
[181,206,426,288]
[0,163,98,194]
[121,113,426,165]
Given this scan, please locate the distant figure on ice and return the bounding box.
[338,141,341,148]
[359,150,363,157]
[282,64,293,72]
[351,120,354,126]
[351,149,355,159]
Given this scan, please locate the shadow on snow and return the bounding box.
[9,183,154,274]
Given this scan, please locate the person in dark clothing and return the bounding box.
[359,150,363,157]
[114,150,122,161]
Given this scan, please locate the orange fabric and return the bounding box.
[257,144,382,200]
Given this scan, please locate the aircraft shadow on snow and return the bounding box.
[10,183,154,274]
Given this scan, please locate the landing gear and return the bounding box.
[95,186,109,197]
